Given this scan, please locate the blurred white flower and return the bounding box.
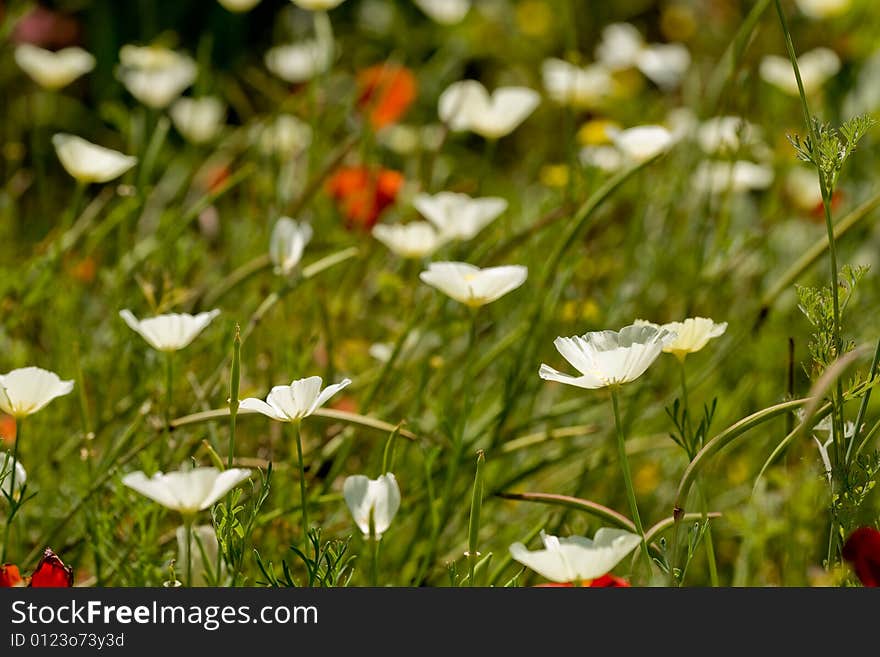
[785,166,824,212]
[239,376,351,422]
[119,309,220,352]
[595,23,644,70]
[176,524,223,586]
[759,48,840,96]
[52,134,137,184]
[291,0,347,9]
[170,97,225,144]
[14,44,95,90]
[270,217,313,275]
[579,145,624,172]
[438,80,540,139]
[509,528,641,583]
[252,114,313,157]
[343,473,401,538]
[122,467,251,514]
[843,50,880,117]
[541,58,612,109]
[697,116,763,155]
[539,323,675,389]
[413,191,507,241]
[795,0,850,19]
[265,39,333,84]
[218,0,262,11]
[610,125,674,162]
[636,43,690,90]
[372,222,446,258]
[692,160,774,194]
[1,453,26,499]
[414,0,470,24]
[419,262,527,307]
[637,317,727,360]
[117,45,197,109]
[0,367,74,419]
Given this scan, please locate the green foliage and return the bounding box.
[788,115,877,194]
[255,528,355,588]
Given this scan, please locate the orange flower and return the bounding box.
[0,549,73,588]
[0,564,23,587]
[326,165,404,230]
[357,64,417,130]
[67,255,97,283]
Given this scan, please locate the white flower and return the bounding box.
[595,23,644,71]
[413,191,507,241]
[610,125,674,162]
[636,43,690,90]
[697,116,762,155]
[119,309,221,352]
[1,453,26,499]
[265,40,333,84]
[270,217,313,275]
[509,528,641,583]
[438,80,540,139]
[539,323,675,389]
[759,48,840,96]
[291,0,347,9]
[638,317,727,360]
[122,467,251,514]
[795,0,850,19]
[414,0,470,24]
[252,114,313,156]
[218,0,262,11]
[541,58,612,109]
[239,376,352,422]
[176,524,223,586]
[419,262,527,307]
[52,134,137,184]
[579,145,624,172]
[806,414,856,483]
[785,166,824,212]
[170,97,225,144]
[0,367,74,419]
[813,434,834,482]
[343,473,401,539]
[692,160,774,194]
[117,45,197,109]
[14,44,95,90]
[372,222,446,258]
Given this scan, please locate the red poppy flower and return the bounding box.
[357,64,417,130]
[29,549,74,588]
[843,527,880,587]
[534,574,630,587]
[0,564,23,587]
[12,6,80,49]
[0,415,15,445]
[326,166,404,230]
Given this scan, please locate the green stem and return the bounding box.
[293,420,309,546]
[369,509,379,587]
[62,181,87,235]
[165,352,173,444]
[610,388,651,572]
[697,484,719,587]
[184,516,193,587]
[1,419,21,562]
[467,450,485,587]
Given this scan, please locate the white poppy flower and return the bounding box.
[117,45,197,109]
[610,125,674,162]
[636,43,690,90]
[1,453,27,498]
[759,48,840,96]
[119,309,221,352]
[509,528,642,583]
[795,0,850,19]
[239,376,352,422]
[0,367,74,419]
[343,473,401,539]
[638,317,727,360]
[579,145,624,172]
[270,217,313,275]
[413,191,507,241]
[218,0,262,11]
[265,40,333,84]
[52,134,137,184]
[170,97,225,144]
[419,262,528,307]
[372,222,446,258]
[14,44,95,90]
[438,80,540,139]
[697,116,763,155]
[291,0,347,9]
[122,467,251,514]
[539,323,675,389]
[252,114,313,156]
[176,524,223,586]
[785,166,824,211]
[541,58,612,109]
[595,22,644,71]
[414,0,470,24]
[692,160,774,194]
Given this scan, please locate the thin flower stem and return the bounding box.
[846,337,880,463]
[165,352,174,445]
[184,516,193,588]
[61,181,87,235]
[467,450,486,587]
[369,509,379,587]
[293,419,309,547]
[1,419,21,562]
[610,388,651,572]
[224,326,242,585]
